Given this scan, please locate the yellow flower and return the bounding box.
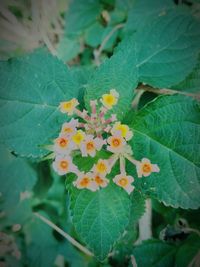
[60,98,79,115]
[100,89,119,109]
[111,122,133,141]
[72,130,85,145]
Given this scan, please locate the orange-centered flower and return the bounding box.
[53,155,77,175]
[93,173,109,188]
[136,158,160,178]
[113,173,135,195]
[73,172,98,191]
[107,134,126,153]
[54,135,75,154]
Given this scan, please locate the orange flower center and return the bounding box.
[142,163,152,173]
[86,141,95,151]
[80,177,90,187]
[118,177,128,187]
[112,138,121,147]
[59,138,68,148]
[59,160,69,170]
[95,175,104,185]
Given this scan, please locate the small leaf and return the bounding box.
[65,0,102,36]
[69,184,131,261]
[132,239,176,267]
[85,35,138,120]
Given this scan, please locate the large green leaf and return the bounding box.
[172,56,200,93]
[130,95,200,209]
[0,146,37,223]
[131,10,200,88]
[125,0,175,33]
[0,49,79,157]
[70,184,131,261]
[85,35,138,120]
[132,239,176,267]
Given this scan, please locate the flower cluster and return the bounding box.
[49,89,160,195]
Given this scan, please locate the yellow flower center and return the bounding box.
[118,177,128,187]
[72,131,84,145]
[59,160,69,170]
[142,163,152,173]
[96,162,107,173]
[102,94,116,107]
[116,124,128,137]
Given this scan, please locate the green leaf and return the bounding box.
[129,190,146,224]
[85,35,138,120]
[0,145,37,215]
[130,10,200,88]
[69,184,131,261]
[176,235,200,267]
[85,22,105,47]
[130,95,200,209]
[65,0,102,36]
[125,0,175,33]
[0,49,79,157]
[132,239,176,267]
[172,56,200,93]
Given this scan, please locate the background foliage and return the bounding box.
[0,0,200,266]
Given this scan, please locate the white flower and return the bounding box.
[53,134,75,155]
[80,135,105,157]
[113,173,135,195]
[107,133,126,153]
[73,172,99,191]
[93,173,109,188]
[92,159,110,175]
[136,158,160,178]
[59,98,79,115]
[52,155,77,175]
[61,118,79,136]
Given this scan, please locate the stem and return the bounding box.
[130,255,138,267]
[137,85,200,100]
[94,23,125,65]
[34,212,93,257]
[136,199,152,244]
[184,227,200,237]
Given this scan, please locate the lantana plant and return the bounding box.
[48,89,160,195]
